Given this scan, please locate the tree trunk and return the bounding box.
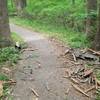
[0,0,11,47]
[93,2,100,50]
[14,0,27,14]
[86,0,97,40]
[0,0,10,37]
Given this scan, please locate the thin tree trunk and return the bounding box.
[0,0,10,37]
[86,0,97,40]
[0,0,11,47]
[14,0,27,15]
[93,2,100,50]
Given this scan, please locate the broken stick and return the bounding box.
[72,53,77,62]
[30,88,39,97]
[88,48,100,56]
[70,78,79,84]
[21,48,38,53]
[85,86,95,93]
[65,88,70,95]
[72,83,89,97]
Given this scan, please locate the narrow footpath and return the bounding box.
[10,24,91,100]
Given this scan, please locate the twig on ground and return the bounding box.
[70,78,79,84]
[72,83,89,97]
[30,88,39,97]
[85,86,95,93]
[65,88,70,95]
[72,53,77,62]
[87,48,100,56]
[21,48,38,53]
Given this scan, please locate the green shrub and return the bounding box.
[0,47,20,64]
[0,74,9,81]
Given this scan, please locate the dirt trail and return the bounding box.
[10,24,91,100]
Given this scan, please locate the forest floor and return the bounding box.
[9,24,95,100]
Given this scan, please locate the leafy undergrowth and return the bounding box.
[0,47,20,65]
[0,32,23,99]
[96,89,100,100]
[95,70,100,100]
[0,74,12,100]
[10,17,89,48]
[0,32,22,65]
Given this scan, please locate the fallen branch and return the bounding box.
[88,48,100,56]
[85,86,95,93]
[72,83,89,97]
[70,78,79,84]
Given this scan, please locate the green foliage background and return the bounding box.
[8,0,89,48]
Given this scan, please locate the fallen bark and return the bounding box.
[83,69,94,78]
